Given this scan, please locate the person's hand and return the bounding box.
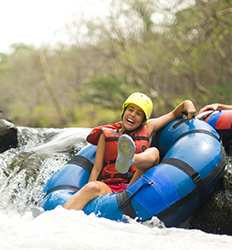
[187,110,196,119]
[182,110,196,119]
[183,100,197,119]
[173,100,197,120]
[199,103,219,113]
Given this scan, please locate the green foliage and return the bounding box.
[81,75,136,110]
[69,104,120,127]
[0,0,231,127]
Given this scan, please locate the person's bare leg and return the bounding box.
[129,169,144,184]
[129,147,160,183]
[133,147,159,170]
[63,181,112,210]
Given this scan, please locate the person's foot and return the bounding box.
[116,134,135,174]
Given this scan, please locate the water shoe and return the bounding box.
[116,134,135,174]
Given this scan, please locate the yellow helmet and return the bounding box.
[122,92,153,120]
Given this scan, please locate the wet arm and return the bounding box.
[88,133,105,182]
[147,100,197,133]
[172,100,196,119]
[199,103,232,113]
[219,104,232,110]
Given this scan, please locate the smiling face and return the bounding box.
[122,104,145,131]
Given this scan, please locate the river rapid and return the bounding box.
[0,126,231,250]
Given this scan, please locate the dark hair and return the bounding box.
[121,105,146,123]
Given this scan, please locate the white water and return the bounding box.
[0,127,232,250]
[1,207,232,250]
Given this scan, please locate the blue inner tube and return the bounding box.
[201,110,232,155]
[41,118,225,227]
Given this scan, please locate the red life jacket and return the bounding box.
[86,122,151,192]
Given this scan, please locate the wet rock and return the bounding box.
[2,127,90,188]
[0,119,18,152]
[218,130,232,156]
[189,158,232,235]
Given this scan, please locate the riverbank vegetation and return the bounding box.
[0,0,231,127]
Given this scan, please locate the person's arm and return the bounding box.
[220,104,232,110]
[88,133,105,182]
[147,100,197,133]
[199,103,232,113]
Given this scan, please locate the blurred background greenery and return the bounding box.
[0,0,231,127]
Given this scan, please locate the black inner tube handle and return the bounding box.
[172,112,189,129]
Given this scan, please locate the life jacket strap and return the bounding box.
[103,159,116,166]
[130,135,150,141]
[100,172,133,182]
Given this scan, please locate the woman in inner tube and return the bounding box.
[64,92,196,210]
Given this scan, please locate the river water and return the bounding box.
[0,126,231,250]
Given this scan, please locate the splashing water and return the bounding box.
[0,127,232,250]
[0,127,90,213]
